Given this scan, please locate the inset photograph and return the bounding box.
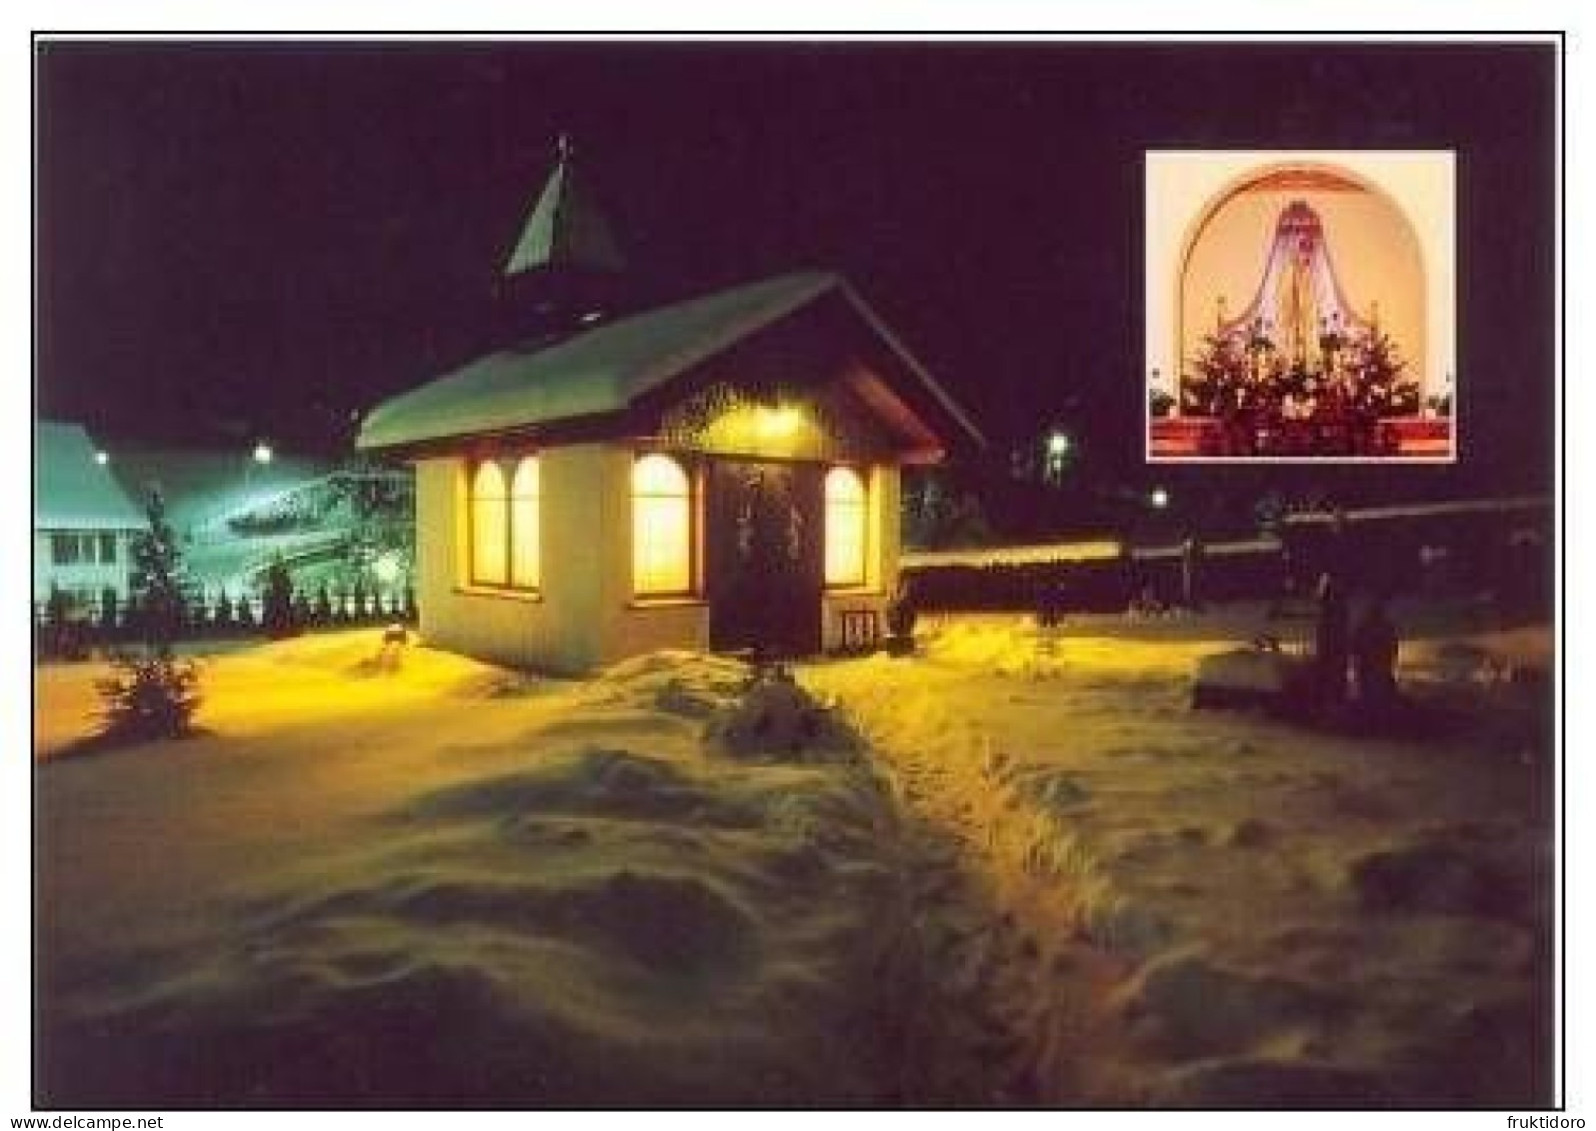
[1146,150,1455,461]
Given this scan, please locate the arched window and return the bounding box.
[633,453,693,596]
[509,456,540,589]
[469,455,540,591]
[469,460,508,586]
[824,466,868,588]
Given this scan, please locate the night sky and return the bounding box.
[36,39,1557,491]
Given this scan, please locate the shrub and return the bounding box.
[96,650,203,741]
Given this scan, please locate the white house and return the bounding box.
[357,145,981,674]
[33,422,148,607]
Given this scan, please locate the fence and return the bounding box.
[901,496,1553,616]
[34,584,419,662]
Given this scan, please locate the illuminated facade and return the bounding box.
[358,146,980,672]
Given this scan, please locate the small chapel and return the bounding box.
[358,140,982,674]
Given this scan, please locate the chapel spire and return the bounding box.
[503,133,627,280]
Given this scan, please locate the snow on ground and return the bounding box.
[34,602,1554,1107]
[35,633,947,1106]
[803,601,1554,1107]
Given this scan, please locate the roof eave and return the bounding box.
[832,279,987,452]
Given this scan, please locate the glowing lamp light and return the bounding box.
[252,443,274,465]
[1150,487,1171,510]
[94,450,110,466]
[755,405,804,439]
[1046,431,1072,458]
[373,551,403,586]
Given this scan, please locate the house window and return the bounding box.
[509,456,540,589]
[632,453,693,597]
[469,456,540,591]
[48,532,106,565]
[824,466,868,588]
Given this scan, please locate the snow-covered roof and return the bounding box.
[109,449,337,534]
[357,271,984,453]
[33,422,148,531]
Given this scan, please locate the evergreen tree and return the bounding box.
[213,590,235,633]
[98,587,120,636]
[128,491,188,651]
[99,492,204,741]
[314,583,334,625]
[261,557,296,638]
[1345,328,1420,417]
[1181,332,1250,416]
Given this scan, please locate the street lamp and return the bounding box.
[373,551,403,587]
[252,442,274,465]
[1150,487,1170,510]
[1046,430,1072,458]
[94,450,109,466]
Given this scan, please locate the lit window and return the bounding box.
[633,453,693,596]
[469,456,542,591]
[824,466,868,587]
[469,461,509,586]
[510,456,540,589]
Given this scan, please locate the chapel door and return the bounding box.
[706,460,823,657]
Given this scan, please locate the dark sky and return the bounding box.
[36,39,1557,487]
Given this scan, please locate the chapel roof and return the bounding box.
[357,270,983,455]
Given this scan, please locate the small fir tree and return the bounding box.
[99,491,203,741]
[1181,332,1251,416]
[1345,328,1421,417]
[96,652,202,741]
[261,557,296,638]
[213,590,236,633]
[314,583,334,625]
[128,491,188,650]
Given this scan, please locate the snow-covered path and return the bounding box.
[804,611,1554,1106]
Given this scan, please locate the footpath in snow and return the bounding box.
[804,608,1553,1107]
